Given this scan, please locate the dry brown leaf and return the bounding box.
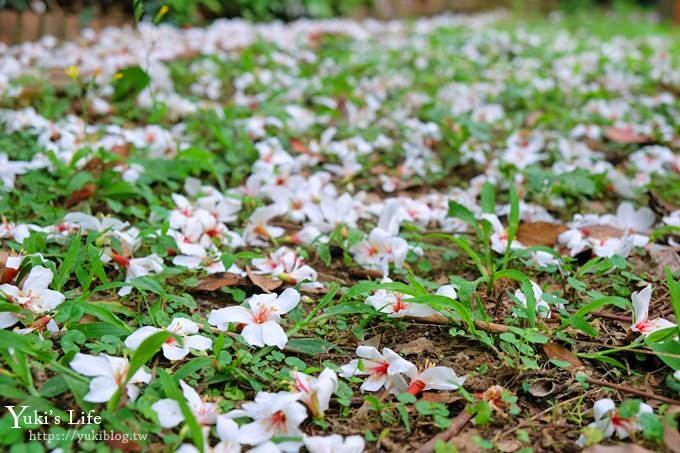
[543,342,584,369]
[400,337,435,355]
[247,267,283,293]
[106,436,141,452]
[194,273,243,291]
[516,222,568,247]
[420,392,462,404]
[604,126,652,144]
[66,183,96,207]
[583,444,655,453]
[664,406,680,453]
[648,245,680,280]
[496,439,522,453]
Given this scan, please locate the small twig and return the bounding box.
[417,405,473,453]
[582,374,680,405]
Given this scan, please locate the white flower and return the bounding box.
[116,254,164,296]
[480,214,524,255]
[292,368,337,417]
[228,391,307,451]
[174,415,242,453]
[631,285,676,336]
[244,205,286,246]
[125,317,212,361]
[0,266,64,330]
[366,283,440,318]
[69,353,151,403]
[513,281,561,319]
[349,228,408,276]
[405,366,466,396]
[577,398,653,446]
[0,153,31,190]
[340,346,415,393]
[251,247,319,287]
[152,380,217,428]
[208,288,300,349]
[304,434,365,453]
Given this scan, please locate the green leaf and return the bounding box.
[408,294,476,334]
[285,338,336,355]
[55,232,81,291]
[112,66,151,102]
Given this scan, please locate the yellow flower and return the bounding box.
[65,66,80,80]
[113,72,124,81]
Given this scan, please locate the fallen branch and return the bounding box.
[417,405,473,453]
[582,374,680,405]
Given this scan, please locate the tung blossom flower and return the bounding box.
[291,368,337,417]
[152,380,217,428]
[349,228,408,276]
[125,317,212,361]
[577,398,653,446]
[0,265,64,331]
[630,284,676,336]
[304,434,365,453]
[175,415,242,453]
[405,366,466,396]
[340,346,415,393]
[228,391,307,451]
[208,288,300,349]
[113,253,164,297]
[244,205,286,246]
[366,280,440,318]
[69,353,151,403]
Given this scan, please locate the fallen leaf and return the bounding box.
[648,244,680,280]
[496,439,521,453]
[247,267,282,293]
[583,444,656,453]
[604,126,652,144]
[106,436,141,452]
[362,334,383,349]
[516,222,568,247]
[421,392,461,404]
[664,406,680,453]
[194,273,243,291]
[543,342,584,369]
[400,337,435,355]
[66,183,96,207]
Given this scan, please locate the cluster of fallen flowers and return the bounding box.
[0,7,679,453]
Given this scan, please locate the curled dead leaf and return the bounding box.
[543,342,584,370]
[194,273,244,291]
[516,222,568,247]
[528,379,558,398]
[246,266,283,293]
